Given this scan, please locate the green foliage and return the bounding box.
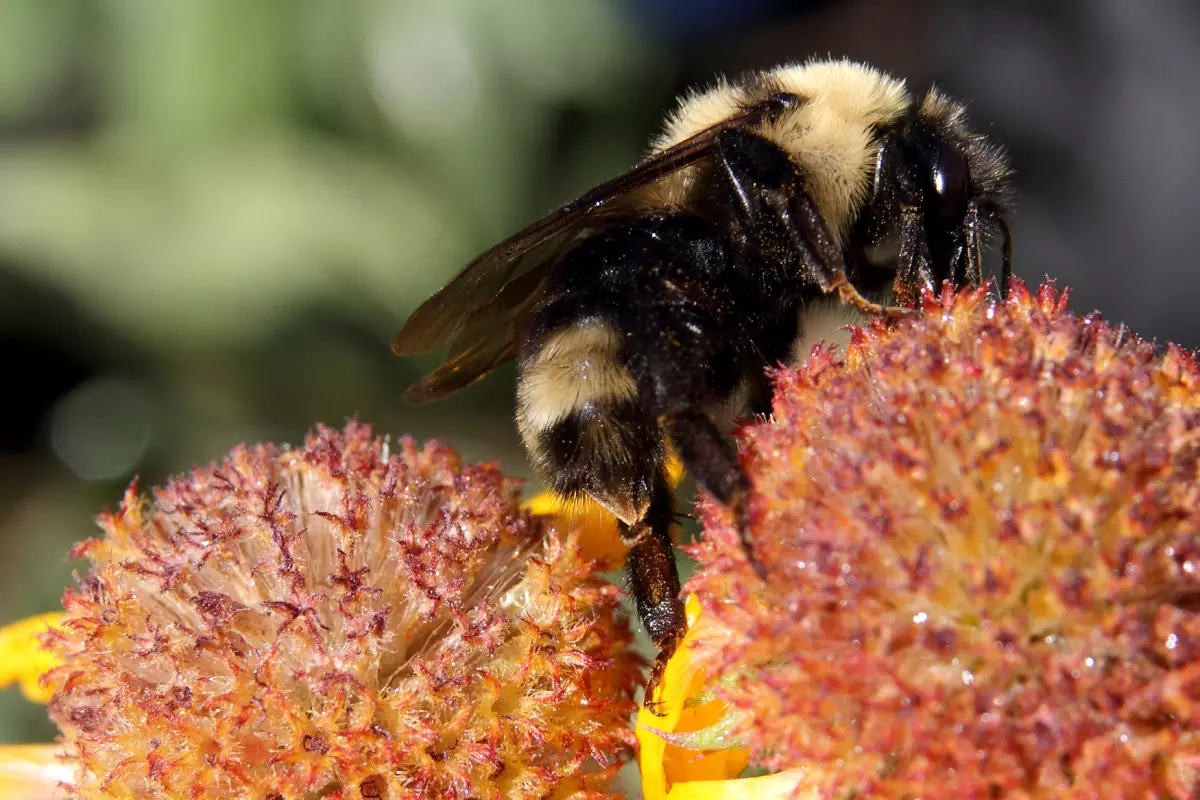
[0,0,665,747]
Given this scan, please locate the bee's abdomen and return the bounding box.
[517,321,636,434]
[515,214,751,520]
[516,315,663,522]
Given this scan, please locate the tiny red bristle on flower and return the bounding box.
[44,422,641,800]
[685,279,1200,797]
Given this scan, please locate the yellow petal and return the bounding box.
[637,596,749,800]
[522,489,627,566]
[666,768,818,800]
[0,744,73,799]
[522,452,685,567]
[0,613,65,704]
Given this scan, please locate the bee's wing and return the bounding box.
[401,322,522,403]
[401,235,574,402]
[394,102,772,404]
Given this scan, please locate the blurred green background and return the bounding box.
[3,0,1199,755]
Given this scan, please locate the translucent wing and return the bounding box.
[401,233,575,402]
[393,98,786,403]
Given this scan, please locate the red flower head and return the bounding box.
[45,423,641,800]
[648,280,1200,798]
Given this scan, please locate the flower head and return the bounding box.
[43,422,641,800]
[646,280,1200,798]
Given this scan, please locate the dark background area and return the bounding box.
[2,0,1198,751]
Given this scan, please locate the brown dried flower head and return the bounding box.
[685,280,1200,797]
[44,422,640,800]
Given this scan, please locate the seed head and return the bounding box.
[684,280,1200,797]
[44,422,640,800]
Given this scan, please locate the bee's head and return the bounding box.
[861,88,1014,297]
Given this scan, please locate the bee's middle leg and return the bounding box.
[661,409,760,577]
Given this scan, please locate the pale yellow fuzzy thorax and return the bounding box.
[641,59,910,247]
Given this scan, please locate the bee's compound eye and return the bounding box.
[932,142,970,220]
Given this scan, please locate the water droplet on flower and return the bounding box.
[913,612,928,624]
[962,670,975,685]
[1166,633,1178,651]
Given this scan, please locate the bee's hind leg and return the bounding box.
[622,477,685,715]
[633,409,765,715]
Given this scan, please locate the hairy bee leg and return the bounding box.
[995,212,1014,298]
[661,409,763,577]
[709,128,911,319]
[892,206,934,306]
[962,201,984,287]
[828,276,910,319]
[787,180,914,317]
[622,479,686,714]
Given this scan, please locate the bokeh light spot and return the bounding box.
[49,377,153,481]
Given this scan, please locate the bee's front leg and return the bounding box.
[711,126,914,317]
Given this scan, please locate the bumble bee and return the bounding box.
[393,57,1013,704]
